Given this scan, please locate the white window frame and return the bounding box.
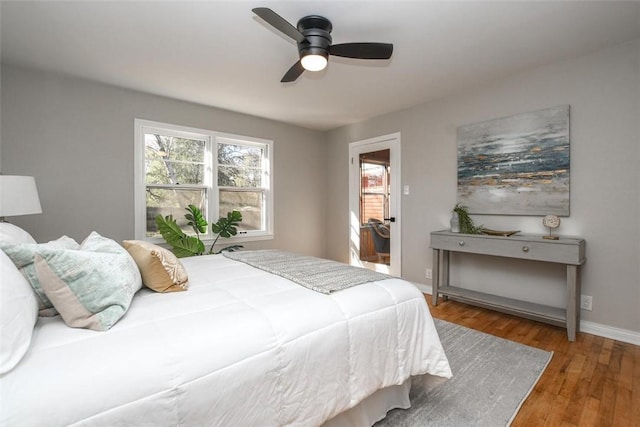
[134,119,274,244]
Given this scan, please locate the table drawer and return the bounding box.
[430,232,584,265]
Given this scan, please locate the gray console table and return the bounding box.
[430,230,586,341]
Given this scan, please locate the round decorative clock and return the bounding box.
[542,215,560,240]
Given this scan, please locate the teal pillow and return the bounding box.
[1,235,81,316]
[34,232,142,331]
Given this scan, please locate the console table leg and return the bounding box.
[441,250,450,301]
[432,249,440,306]
[566,265,580,341]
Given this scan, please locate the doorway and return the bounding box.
[348,133,401,275]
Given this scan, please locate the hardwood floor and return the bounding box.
[425,296,640,427]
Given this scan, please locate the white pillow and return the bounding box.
[0,222,37,244]
[0,249,39,374]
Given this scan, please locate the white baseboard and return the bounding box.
[414,283,432,295]
[413,282,640,346]
[580,321,640,346]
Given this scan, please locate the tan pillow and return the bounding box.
[123,240,189,293]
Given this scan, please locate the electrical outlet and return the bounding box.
[426,269,432,279]
[580,295,593,311]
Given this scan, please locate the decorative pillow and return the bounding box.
[1,236,81,316]
[48,235,80,250]
[0,250,39,374]
[123,240,189,293]
[31,232,142,331]
[0,222,37,244]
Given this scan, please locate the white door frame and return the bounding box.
[348,133,401,275]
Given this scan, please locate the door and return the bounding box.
[348,133,401,275]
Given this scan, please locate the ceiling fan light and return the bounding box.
[301,54,328,72]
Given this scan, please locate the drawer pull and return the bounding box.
[458,241,465,246]
[522,246,530,252]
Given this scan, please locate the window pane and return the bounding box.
[361,163,386,194]
[146,187,206,237]
[359,158,390,225]
[218,143,262,168]
[219,190,263,231]
[218,165,261,187]
[145,134,205,185]
[361,194,386,224]
[146,158,205,185]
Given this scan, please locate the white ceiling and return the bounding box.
[2,1,639,131]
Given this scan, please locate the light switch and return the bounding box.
[403,185,410,195]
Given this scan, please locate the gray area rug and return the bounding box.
[376,319,552,427]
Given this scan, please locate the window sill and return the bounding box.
[142,233,274,247]
[202,233,274,245]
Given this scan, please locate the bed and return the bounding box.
[0,227,451,427]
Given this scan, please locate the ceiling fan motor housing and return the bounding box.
[297,15,332,59]
[251,7,393,82]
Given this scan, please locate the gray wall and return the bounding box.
[0,65,327,257]
[2,39,639,334]
[326,39,640,333]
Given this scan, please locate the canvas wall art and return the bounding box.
[457,105,570,216]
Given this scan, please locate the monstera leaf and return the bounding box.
[211,210,243,238]
[155,209,243,257]
[155,214,205,257]
[184,205,208,236]
[209,210,243,253]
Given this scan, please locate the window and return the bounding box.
[359,150,390,225]
[134,119,273,243]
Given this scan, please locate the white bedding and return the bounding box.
[1,254,451,426]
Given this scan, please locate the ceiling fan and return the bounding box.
[252,7,393,83]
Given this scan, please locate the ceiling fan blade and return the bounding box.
[330,43,393,60]
[281,60,305,83]
[252,7,306,43]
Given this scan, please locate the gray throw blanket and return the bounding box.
[223,250,391,294]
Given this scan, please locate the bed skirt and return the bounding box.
[322,380,411,427]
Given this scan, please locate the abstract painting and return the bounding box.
[457,105,570,216]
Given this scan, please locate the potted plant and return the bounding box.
[452,203,483,234]
[155,205,243,257]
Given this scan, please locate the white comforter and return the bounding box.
[1,254,451,426]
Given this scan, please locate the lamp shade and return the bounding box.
[0,175,42,218]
